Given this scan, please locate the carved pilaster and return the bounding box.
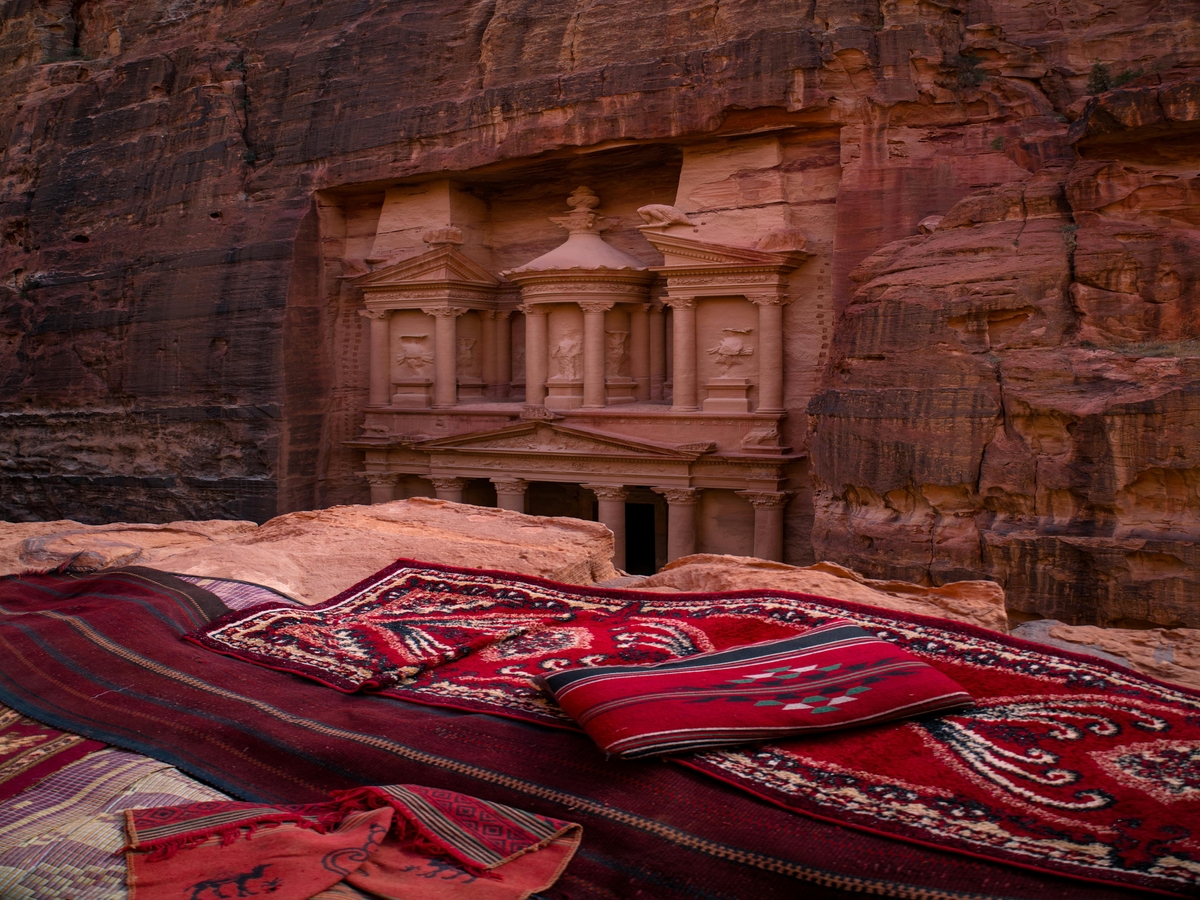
[663,297,698,410]
[491,477,528,512]
[585,483,629,570]
[428,476,469,503]
[739,490,789,562]
[745,294,788,413]
[421,307,468,408]
[655,486,699,562]
[362,471,400,505]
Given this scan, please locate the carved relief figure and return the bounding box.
[707,327,754,375]
[551,332,583,380]
[456,337,478,375]
[396,334,433,376]
[606,331,630,377]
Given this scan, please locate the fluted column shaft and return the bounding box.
[360,310,391,406]
[523,306,549,405]
[629,303,650,401]
[496,310,513,398]
[481,310,498,397]
[424,307,466,408]
[492,477,528,512]
[656,487,698,562]
[741,491,789,561]
[585,484,628,570]
[649,304,666,401]
[751,296,787,413]
[580,301,613,409]
[666,298,698,411]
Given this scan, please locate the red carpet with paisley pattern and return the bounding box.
[0,563,1195,899]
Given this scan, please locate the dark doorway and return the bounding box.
[625,503,657,575]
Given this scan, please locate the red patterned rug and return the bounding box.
[192,560,1200,898]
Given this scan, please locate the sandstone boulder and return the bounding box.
[0,498,618,603]
[632,553,1009,633]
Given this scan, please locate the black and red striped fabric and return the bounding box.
[542,619,972,758]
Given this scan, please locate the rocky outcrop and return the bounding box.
[0,498,619,602]
[809,76,1200,628]
[633,553,1009,632]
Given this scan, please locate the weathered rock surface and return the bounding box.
[0,0,1197,628]
[633,553,1009,632]
[0,498,618,602]
[808,77,1200,628]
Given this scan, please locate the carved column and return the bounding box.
[665,297,698,411]
[480,310,498,397]
[428,476,468,503]
[649,304,666,401]
[523,305,549,405]
[496,310,513,398]
[748,295,788,413]
[655,487,698,562]
[359,310,391,406]
[580,300,613,409]
[491,477,528,512]
[740,491,789,562]
[585,483,628,570]
[363,472,399,505]
[423,306,467,408]
[629,303,651,402]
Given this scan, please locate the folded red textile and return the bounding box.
[125,784,582,900]
[541,618,973,757]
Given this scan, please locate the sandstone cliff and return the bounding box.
[1,0,1197,624]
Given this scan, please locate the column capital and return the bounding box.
[578,300,615,314]
[738,490,790,509]
[654,486,699,505]
[421,305,469,318]
[662,296,697,310]
[745,293,790,307]
[518,302,549,316]
[359,309,390,319]
[478,309,497,320]
[427,476,468,491]
[495,307,515,320]
[362,472,400,486]
[583,483,628,502]
[491,477,529,494]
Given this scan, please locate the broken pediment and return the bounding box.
[641,231,811,271]
[351,243,502,303]
[418,422,712,459]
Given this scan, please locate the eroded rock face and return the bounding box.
[634,553,1009,632]
[809,81,1200,628]
[1,1,1197,626]
[0,498,619,602]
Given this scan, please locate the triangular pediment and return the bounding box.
[351,246,501,291]
[642,232,810,270]
[418,422,710,459]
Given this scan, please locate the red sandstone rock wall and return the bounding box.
[1,0,1197,623]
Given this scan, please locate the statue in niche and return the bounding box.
[396,334,433,377]
[456,337,478,376]
[606,331,629,377]
[707,327,754,376]
[551,332,583,381]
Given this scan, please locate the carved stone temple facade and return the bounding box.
[345,149,827,575]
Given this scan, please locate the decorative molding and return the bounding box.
[519,281,650,296]
[358,309,389,320]
[491,477,529,494]
[518,303,550,317]
[662,296,697,310]
[427,476,468,491]
[583,483,628,501]
[654,487,699,505]
[745,293,791,307]
[362,472,400,486]
[675,441,716,453]
[578,300,616,313]
[520,403,559,420]
[739,490,790,509]
[421,306,469,318]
